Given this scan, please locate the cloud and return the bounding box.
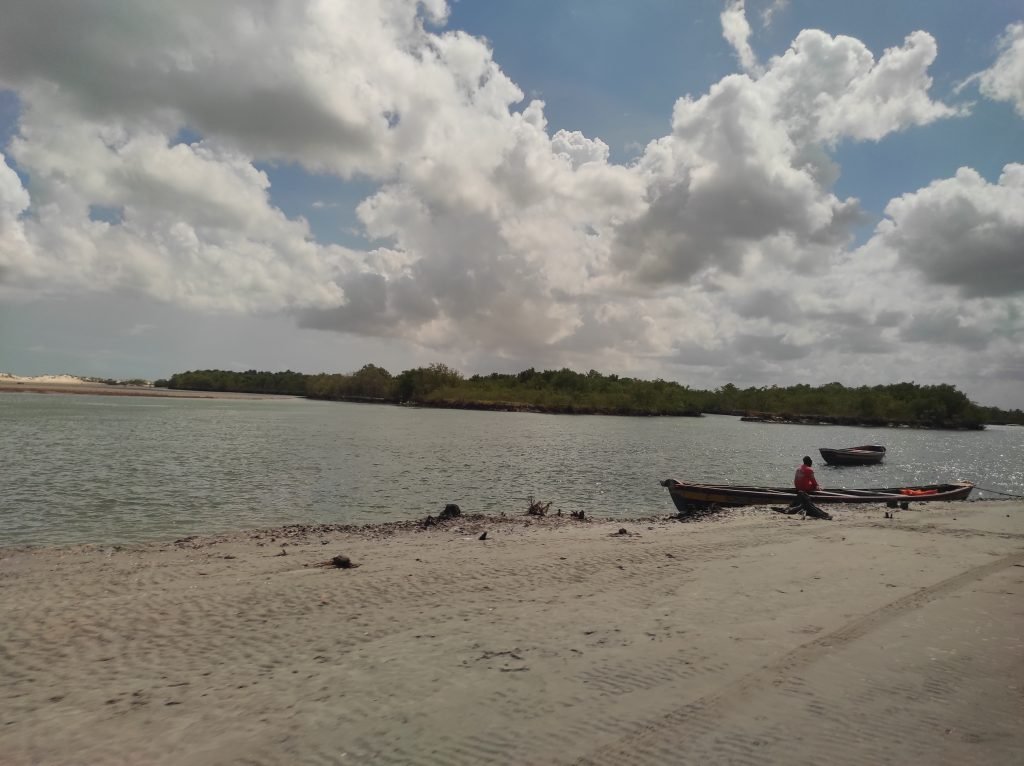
[822,325,896,355]
[126,323,156,337]
[762,29,961,143]
[721,1,762,75]
[901,312,991,350]
[975,23,1024,116]
[0,0,1013,403]
[2,95,347,310]
[874,310,905,328]
[876,164,1024,297]
[733,332,811,361]
[0,152,31,283]
[0,153,28,215]
[761,0,790,29]
[985,355,1024,382]
[610,28,950,286]
[0,0,468,178]
[733,288,798,322]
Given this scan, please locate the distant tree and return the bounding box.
[349,364,396,399]
[396,362,464,402]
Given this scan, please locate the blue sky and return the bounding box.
[1,1,1022,406]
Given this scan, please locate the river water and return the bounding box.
[2,392,1022,546]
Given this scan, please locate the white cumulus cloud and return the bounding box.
[721,1,762,75]
[609,27,956,286]
[877,164,1024,298]
[976,22,1024,116]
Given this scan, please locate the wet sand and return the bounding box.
[2,502,1022,765]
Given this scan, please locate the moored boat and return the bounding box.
[660,479,973,513]
[819,445,886,466]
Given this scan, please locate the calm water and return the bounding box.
[2,392,1023,546]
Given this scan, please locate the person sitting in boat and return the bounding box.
[794,456,819,493]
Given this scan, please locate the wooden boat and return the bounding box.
[660,479,973,512]
[819,445,886,466]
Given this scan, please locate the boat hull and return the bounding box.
[819,445,886,466]
[661,479,973,513]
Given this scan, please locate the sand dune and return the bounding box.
[0,372,91,384]
[2,503,1022,765]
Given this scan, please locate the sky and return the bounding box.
[0,0,1022,407]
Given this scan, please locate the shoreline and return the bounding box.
[3,501,1022,763]
[7,498,1014,553]
[5,496,1020,553]
[4,381,1006,428]
[0,381,297,400]
[0,506,750,553]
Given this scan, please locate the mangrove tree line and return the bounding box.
[155,365,1024,427]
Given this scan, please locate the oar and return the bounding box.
[817,487,902,496]
[812,488,901,499]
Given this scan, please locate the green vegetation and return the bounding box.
[424,367,704,416]
[712,381,995,429]
[158,365,1024,428]
[160,369,309,396]
[974,404,1024,427]
[98,377,150,387]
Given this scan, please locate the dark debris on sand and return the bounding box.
[163,500,847,551]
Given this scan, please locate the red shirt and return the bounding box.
[794,464,819,492]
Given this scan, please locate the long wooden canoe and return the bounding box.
[819,445,886,466]
[660,479,973,512]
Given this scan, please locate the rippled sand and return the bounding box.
[2,502,1022,765]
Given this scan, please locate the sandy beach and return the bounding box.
[2,502,1022,765]
[0,379,295,400]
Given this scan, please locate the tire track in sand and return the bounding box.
[573,549,1024,766]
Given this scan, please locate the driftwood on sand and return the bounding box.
[526,497,552,517]
[773,491,833,521]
